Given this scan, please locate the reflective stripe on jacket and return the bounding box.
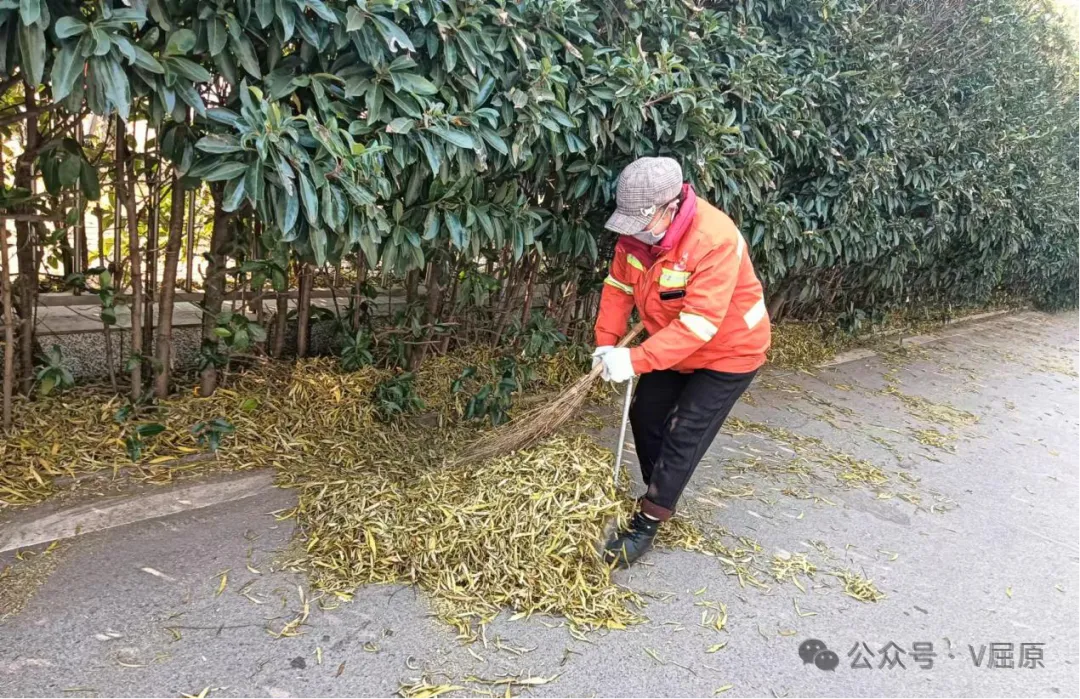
[594,197,770,375]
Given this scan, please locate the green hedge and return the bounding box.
[4,0,1078,318]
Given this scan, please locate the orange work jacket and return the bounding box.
[594,196,771,375]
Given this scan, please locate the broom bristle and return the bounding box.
[454,370,598,465]
[454,322,645,466]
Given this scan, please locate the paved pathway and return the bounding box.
[0,311,1076,697]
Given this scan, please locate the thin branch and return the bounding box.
[40,108,89,143]
[0,213,63,222]
[0,102,59,130]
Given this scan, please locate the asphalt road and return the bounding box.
[1,311,1076,698]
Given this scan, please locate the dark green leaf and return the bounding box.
[202,160,248,181]
[51,43,83,101]
[310,228,327,266]
[282,188,299,233]
[419,136,441,174]
[89,25,112,56]
[208,18,227,56]
[98,57,132,120]
[446,211,466,250]
[136,422,167,437]
[165,28,196,55]
[372,15,414,53]
[306,0,337,23]
[231,34,261,78]
[206,107,242,127]
[298,172,319,226]
[479,127,508,155]
[222,176,246,212]
[112,35,137,64]
[277,0,295,40]
[338,177,376,206]
[17,20,45,87]
[54,16,89,39]
[58,155,80,186]
[131,45,164,73]
[423,209,439,240]
[79,160,101,200]
[174,80,206,116]
[105,8,147,24]
[345,6,365,31]
[17,0,39,25]
[249,323,267,343]
[166,56,212,83]
[392,72,437,96]
[429,125,475,150]
[195,134,244,154]
[255,0,273,27]
[385,117,415,134]
[359,231,378,267]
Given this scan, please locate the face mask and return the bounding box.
[627,229,665,245]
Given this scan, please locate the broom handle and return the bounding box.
[583,322,646,382]
[614,377,634,484]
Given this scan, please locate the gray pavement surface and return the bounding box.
[0,311,1077,698]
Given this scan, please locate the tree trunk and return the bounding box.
[1,221,14,431]
[519,252,538,328]
[557,267,579,335]
[184,187,196,292]
[0,141,11,430]
[199,187,231,397]
[14,86,38,395]
[413,259,444,368]
[154,174,185,398]
[296,263,313,358]
[75,122,88,276]
[103,322,117,393]
[250,221,266,351]
[766,283,790,324]
[116,117,143,401]
[404,268,420,306]
[58,196,75,280]
[401,268,421,367]
[272,290,289,359]
[494,249,510,305]
[492,259,520,344]
[94,205,105,266]
[351,254,367,331]
[438,259,460,354]
[423,260,444,324]
[143,148,161,374]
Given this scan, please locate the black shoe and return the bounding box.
[604,512,660,568]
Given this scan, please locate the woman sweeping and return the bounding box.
[593,157,772,568]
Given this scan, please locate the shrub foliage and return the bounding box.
[0,0,1075,405]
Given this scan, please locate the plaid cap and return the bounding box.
[604,157,684,235]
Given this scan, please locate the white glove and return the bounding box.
[601,347,635,383]
[591,346,614,372]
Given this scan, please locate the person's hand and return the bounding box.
[601,348,635,383]
[591,346,614,372]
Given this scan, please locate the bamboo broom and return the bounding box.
[455,322,646,465]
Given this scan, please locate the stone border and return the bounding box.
[816,308,1019,368]
[0,472,274,554]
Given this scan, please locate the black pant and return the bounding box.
[630,368,756,520]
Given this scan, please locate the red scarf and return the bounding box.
[615,184,697,269]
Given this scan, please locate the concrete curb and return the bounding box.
[0,472,274,554]
[815,308,1020,368]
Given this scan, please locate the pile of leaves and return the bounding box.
[1,348,653,635]
[0,348,597,505]
[280,434,638,637]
